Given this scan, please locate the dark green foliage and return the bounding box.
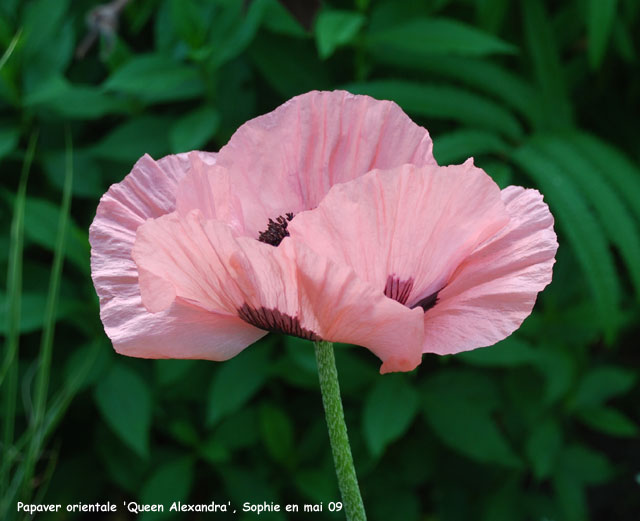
[1,0,639,520]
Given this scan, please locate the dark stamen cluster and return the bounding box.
[258,212,294,246]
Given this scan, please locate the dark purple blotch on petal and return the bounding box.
[384,275,441,312]
[238,304,320,341]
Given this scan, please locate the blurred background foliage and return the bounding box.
[1,0,639,519]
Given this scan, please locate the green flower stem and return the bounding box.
[314,340,367,521]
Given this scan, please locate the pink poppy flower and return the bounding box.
[90,90,435,372]
[288,161,558,359]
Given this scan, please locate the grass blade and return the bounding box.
[21,127,73,501]
[0,131,37,511]
[587,0,618,68]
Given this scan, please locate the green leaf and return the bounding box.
[104,54,204,103]
[22,0,69,58]
[346,80,523,139]
[0,291,75,334]
[421,370,520,467]
[315,10,365,59]
[457,337,538,368]
[568,132,640,223]
[512,144,621,342]
[587,0,618,68]
[25,80,129,120]
[476,0,509,33]
[154,360,197,387]
[525,418,562,479]
[366,18,517,59]
[259,403,294,464]
[170,106,220,153]
[42,148,103,198]
[0,124,18,159]
[23,197,89,273]
[557,444,613,485]
[94,363,152,458]
[250,32,330,98]
[577,407,638,437]
[139,458,194,520]
[533,136,640,297]
[206,345,270,426]
[262,0,308,37]
[362,375,419,457]
[521,0,572,129]
[572,366,636,409]
[433,128,509,165]
[91,116,172,163]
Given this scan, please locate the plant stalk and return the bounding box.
[313,340,367,521]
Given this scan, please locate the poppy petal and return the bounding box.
[133,210,425,372]
[288,161,510,309]
[91,151,263,360]
[211,90,436,236]
[421,186,558,354]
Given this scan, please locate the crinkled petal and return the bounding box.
[90,151,262,360]
[288,161,510,307]
[133,210,425,372]
[291,241,425,374]
[421,186,558,355]
[209,90,436,236]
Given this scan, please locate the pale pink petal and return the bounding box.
[288,161,510,308]
[91,151,264,360]
[210,90,436,236]
[422,187,558,355]
[292,241,426,374]
[133,210,425,372]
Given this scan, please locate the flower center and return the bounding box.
[238,304,320,341]
[258,212,294,246]
[384,275,441,312]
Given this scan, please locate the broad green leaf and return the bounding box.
[22,0,69,58]
[259,403,295,464]
[512,144,621,342]
[214,407,260,450]
[571,366,636,409]
[295,466,339,504]
[0,291,75,334]
[390,57,539,126]
[169,0,209,49]
[315,10,365,59]
[0,124,18,159]
[457,337,538,368]
[262,0,308,37]
[206,345,270,426]
[577,407,638,437]
[25,79,129,120]
[587,0,618,68]
[91,116,172,163]
[525,418,562,479]
[42,148,103,198]
[476,0,509,33]
[521,0,572,129]
[250,33,330,98]
[433,128,508,165]
[534,136,640,297]
[362,375,419,457]
[366,18,517,59]
[421,370,520,467]
[139,458,194,520]
[154,360,197,387]
[23,197,89,273]
[64,340,113,392]
[94,363,152,458]
[207,0,269,66]
[533,347,576,404]
[557,444,613,485]
[170,106,220,153]
[104,54,204,103]
[346,80,523,139]
[569,132,640,222]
